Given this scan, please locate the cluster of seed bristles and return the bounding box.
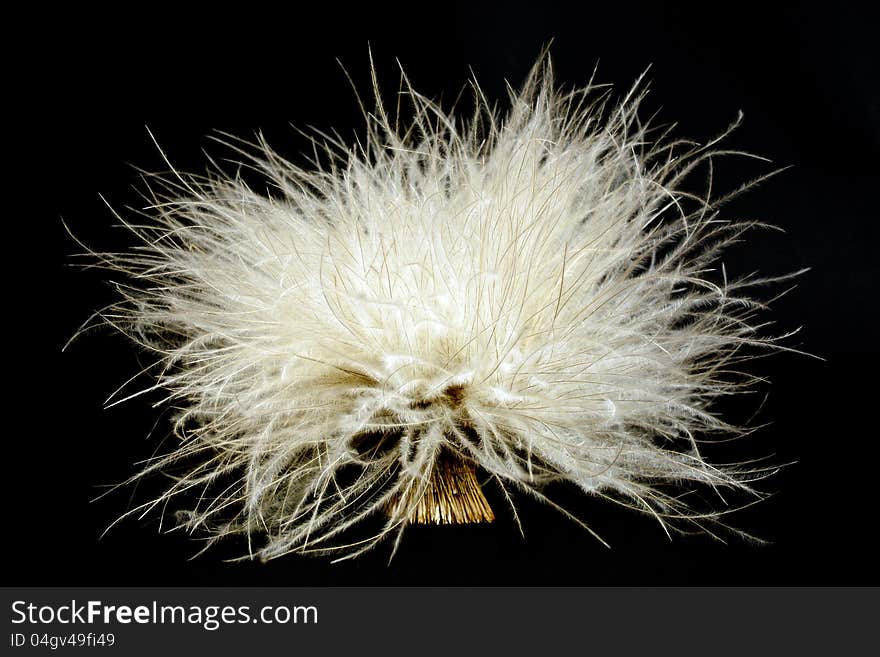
[72,56,802,561]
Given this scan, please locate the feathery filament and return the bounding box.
[76,57,799,560]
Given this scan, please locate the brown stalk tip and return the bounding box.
[386,449,495,524]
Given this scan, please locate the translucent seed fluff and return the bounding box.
[77,57,800,561]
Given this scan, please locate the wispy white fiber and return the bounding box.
[73,56,802,561]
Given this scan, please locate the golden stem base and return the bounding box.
[387,450,495,524]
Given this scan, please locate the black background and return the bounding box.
[10,2,878,585]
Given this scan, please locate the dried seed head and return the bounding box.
[74,55,803,561]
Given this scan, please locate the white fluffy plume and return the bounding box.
[75,56,800,560]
